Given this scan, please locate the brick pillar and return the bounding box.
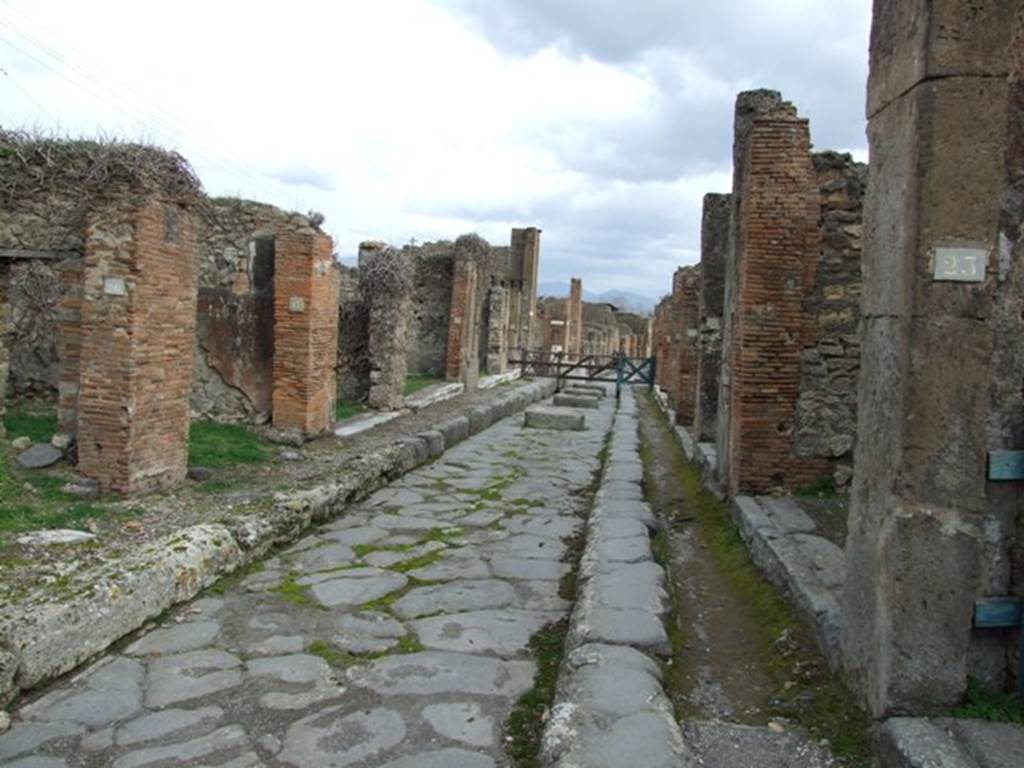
[272,229,338,435]
[0,262,9,438]
[694,194,729,442]
[444,236,483,387]
[721,93,828,496]
[77,198,197,494]
[485,285,510,374]
[841,0,1021,717]
[568,278,583,357]
[673,266,701,427]
[510,227,541,351]
[56,260,83,438]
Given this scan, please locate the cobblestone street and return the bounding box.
[0,396,614,767]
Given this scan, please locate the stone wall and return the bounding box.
[336,264,369,403]
[694,193,729,442]
[193,199,318,422]
[792,152,867,484]
[406,243,454,377]
[568,278,584,356]
[77,198,199,494]
[0,262,9,437]
[841,0,1021,717]
[4,259,67,398]
[486,285,510,374]
[361,243,412,411]
[444,235,486,387]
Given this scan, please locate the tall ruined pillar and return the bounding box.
[485,285,510,374]
[673,265,701,427]
[77,198,198,494]
[510,227,541,352]
[694,194,729,442]
[568,277,583,357]
[272,228,339,435]
[445,234,485,387]
[841,1,1022,716]
[717,91,827,495]
[0,262,9,438]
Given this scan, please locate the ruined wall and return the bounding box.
[56,260,83,436]
[672,266,701,426]
[193,199,316,422]
[568,278,584,357]
[77,198,198,494]
[0,262,9,436]
[4,260,67,398]
[336,264,368,403]
[792,153,866,484]
[722,92,830,496]
[406,243,454,376]
[486,286,510,374]
[361,243,412,411]
[842,0,1022,716]
[444,235,486,386]
[509,228,541,352]
[694,193,729,442]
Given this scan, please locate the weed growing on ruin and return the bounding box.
[794,476,842,499]
[952,679,1024,725]
[402,374,443,396]
[504,619,569,768]
[270,572,313,607]
[187,421,268,469]
[390,550,443,573]
[335,400,366,421]
[397,634,424,653]
[308,639,360,667]
[3,402,57,443]
[203,559,264,596]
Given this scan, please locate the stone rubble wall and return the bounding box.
[362,243,413,411]
[336,264,369,403]
[670,265,701,426]
[792,152,867,485]
[3,259,67,398]
[0,263,9,436]
[693,193,729,442]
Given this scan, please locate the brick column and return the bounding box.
[841,0,1021,716]
[0,262,9,438]
[568,278,583,357]
[673,266,701,427]
[56,260,83,438]
[272,229,338,435]
[694,194,729,442]
[77,198,198,494]
[721,94,828,496]
[510,227,541,351]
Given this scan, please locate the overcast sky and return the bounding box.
[0,0,871,299]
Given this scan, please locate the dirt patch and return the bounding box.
[636,392,873,766]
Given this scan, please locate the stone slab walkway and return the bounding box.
[0,393,613,767]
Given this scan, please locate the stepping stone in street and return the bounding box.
[524,406,586,431]
[553,394,600,409]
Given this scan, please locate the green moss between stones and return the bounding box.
[952,679,1024,725]
[270,572,314,607]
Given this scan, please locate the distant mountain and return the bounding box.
[537,282,655,315]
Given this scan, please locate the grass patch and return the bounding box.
[269,572,313,607]
[335,400,367,421]
[203,560,264,597]
[308,639,359,667]
[187,421,268,470]
[390,549,443,574]
[397,634,424,653]
[3,402,58,443]
[794,476,843,499]
[504,619,570,767]
[403,373,444,397]
[952,678,1024,725]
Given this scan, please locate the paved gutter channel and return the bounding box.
[636,389,873,768]
[0,381,616,767]
[0,379,557,709]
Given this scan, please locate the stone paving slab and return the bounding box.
[0,384,614,766]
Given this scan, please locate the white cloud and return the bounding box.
[0,0,870,298]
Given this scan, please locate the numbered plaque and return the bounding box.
[932,247,987,283]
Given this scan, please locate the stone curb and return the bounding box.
[0,378,557,706]
[650,383,844,670]
[651,386,723,498]
[541,387,696,768]
[878,717,1024,768]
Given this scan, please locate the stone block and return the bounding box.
[553,394,600,409]
[524,406,586,431]
[436,415,469,447]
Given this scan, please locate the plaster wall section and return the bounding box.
[694,193,730,442]
[841,0,1020,717]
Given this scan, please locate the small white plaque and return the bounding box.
[933,247,987,283]
[289,296,306,312]
[103,277,127,296]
